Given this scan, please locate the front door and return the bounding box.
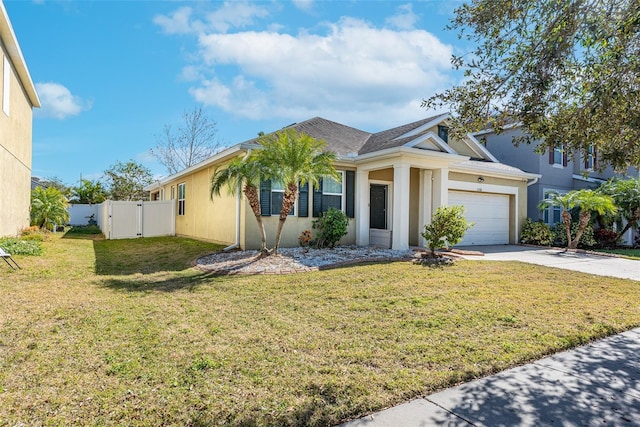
[370,184,388,229]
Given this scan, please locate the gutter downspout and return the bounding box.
[223,149,252,252]
[527,176,540,187]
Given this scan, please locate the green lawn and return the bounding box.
[1,232,639,426]
[595,248,640,260]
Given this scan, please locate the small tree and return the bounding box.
[70,179,107,204]
[30,186,70,230]
[422,205,473,257]
[151,106,223,175]
[210,153,269,254]
[103,160,154,201]
[539,189,616,249]
[599,177,640,240]
[256,129,338,255]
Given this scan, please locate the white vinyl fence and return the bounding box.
[70,201,175,239]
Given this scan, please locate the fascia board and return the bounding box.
[391,113,451,141]
[0,3,40,107]
[450,163,541,181]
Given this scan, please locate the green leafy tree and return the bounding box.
[152,106,223,175]
[103,160,154,201]
[210,152,269,254]
[70,179,107,204]
[30,186,70,230]
[257,129,338,254]
[422,205,473,257]
[539,189,616,249]
[424,0,640,171]
[599,177,640,240]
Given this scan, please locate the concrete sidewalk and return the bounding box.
[340,328,640,426]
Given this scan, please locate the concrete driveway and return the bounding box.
[456,245,640,281]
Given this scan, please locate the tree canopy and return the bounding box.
[151,107,223,175]
[103,160,154,201]
[424,0,640,171]
[70,179,107,204]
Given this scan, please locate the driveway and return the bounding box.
[456,245,640,281]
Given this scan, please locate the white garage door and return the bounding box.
[448,191,510,245]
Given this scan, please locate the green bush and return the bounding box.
[65,225,102,235]
[0,237,43,256]
[422,205,473,256]
[520,218,553,246]
[552,222,596,248]
[312,208,349,248]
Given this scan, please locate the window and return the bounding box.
[177,183,185,216]
[171,185,176,200]
[438,125,449,143]
[550,144,567,167]
[321,172,344,211]
[3,56,10,116]
[584,143,596,170]
[270,180,295,216]
[543,189,563,225]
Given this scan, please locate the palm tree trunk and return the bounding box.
[562,210,572,248]
[272,183,298,255]
[616,207,640,240]
[569,210,591,249]
[243,184,269,254]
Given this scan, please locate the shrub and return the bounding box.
[520,218,553,246]
[312,208,349,248]
[298,229,312,252]
[422,205,473,256]
[552,222,596,248]
[594,228,619,248]
[0,237,43,256]
[65,225,102,235]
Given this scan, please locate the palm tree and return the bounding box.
[599,177,640,240]
[257,129,338,254]
[31,186,70,230]
[210,152,269,254]
[539,189,616,249]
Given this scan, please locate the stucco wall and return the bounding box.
[159,162,239,246]
[0,46,33,237]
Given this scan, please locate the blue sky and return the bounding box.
[5,0,466,185]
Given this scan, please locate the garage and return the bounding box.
[448,191,510,245]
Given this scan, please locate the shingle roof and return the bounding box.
[283,117,372,156]
[358,113,449,155]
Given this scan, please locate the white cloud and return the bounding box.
[292,0,314,12]
[153,2,269,35]
[34,82,90,119]
[386,3,419,30]
[157,7,454,130]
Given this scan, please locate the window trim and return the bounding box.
[584,143,596,170]
[542,188,565,225]
[177,183,186,216]
[270,180,296,216]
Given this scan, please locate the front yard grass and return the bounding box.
[594,248,640,260]
[1,234,639,426]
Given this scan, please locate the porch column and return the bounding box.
[392,163,410,250]
[418,170,433,248]
[431,167,449,209]
[355,170,370,246]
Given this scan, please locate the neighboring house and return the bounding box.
[479,126,639,228]
[145,114,539,250]
[0,3,40,237]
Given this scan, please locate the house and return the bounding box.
[145,114,539,250]
[0,3,40,237]
[479,126,639,229]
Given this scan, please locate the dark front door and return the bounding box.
[370,184,388,230]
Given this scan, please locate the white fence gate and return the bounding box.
[70,200,175,240]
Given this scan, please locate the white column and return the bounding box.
[392,163,410,250]
[355,170,370,246]
[431,167,449,210]
[418,170,433,248]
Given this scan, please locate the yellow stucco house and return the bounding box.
[145,114,540,251]
[0,3,40,237]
